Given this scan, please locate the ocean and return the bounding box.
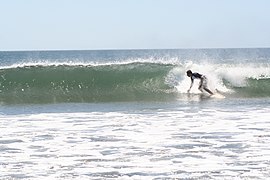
[0,49,270,179]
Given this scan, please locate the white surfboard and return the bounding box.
[211,93,225,99]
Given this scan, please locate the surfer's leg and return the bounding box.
[204,87,213,95]
[198,79,203,92]
[201,77,213,95]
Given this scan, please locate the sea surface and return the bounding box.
[0,49,270,179]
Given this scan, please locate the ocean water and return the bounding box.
[0,49,270,179]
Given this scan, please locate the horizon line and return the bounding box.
[1,46,270,52]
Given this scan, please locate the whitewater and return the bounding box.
[1,49,270,179]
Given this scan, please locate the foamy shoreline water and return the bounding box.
[1,100,270,179]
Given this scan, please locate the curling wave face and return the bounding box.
[0,63,176,104]
[0,62,270,104]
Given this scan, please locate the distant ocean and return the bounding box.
[1,49,270,179]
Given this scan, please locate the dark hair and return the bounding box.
[186,70,192,74]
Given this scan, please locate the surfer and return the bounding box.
[186,70,213,95]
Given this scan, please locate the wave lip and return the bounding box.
[0,62,176,104]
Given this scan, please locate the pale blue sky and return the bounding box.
[1,0,270,50]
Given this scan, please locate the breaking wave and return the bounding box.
[0,62,270,104]
[0,62,176,104]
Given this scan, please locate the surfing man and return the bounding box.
[186,70,213,95]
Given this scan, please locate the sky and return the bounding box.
[0,0,270,50]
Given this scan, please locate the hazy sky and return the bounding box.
[1,0,270,50]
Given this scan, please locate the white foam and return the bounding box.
[1,104,270,179]
[169,62,270,94]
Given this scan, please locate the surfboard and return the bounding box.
[186,90,225,100]
[198,89,225,99]
[213,89,226,99]
[211,93,225,99]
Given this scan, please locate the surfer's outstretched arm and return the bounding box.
[187,79,194,93]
